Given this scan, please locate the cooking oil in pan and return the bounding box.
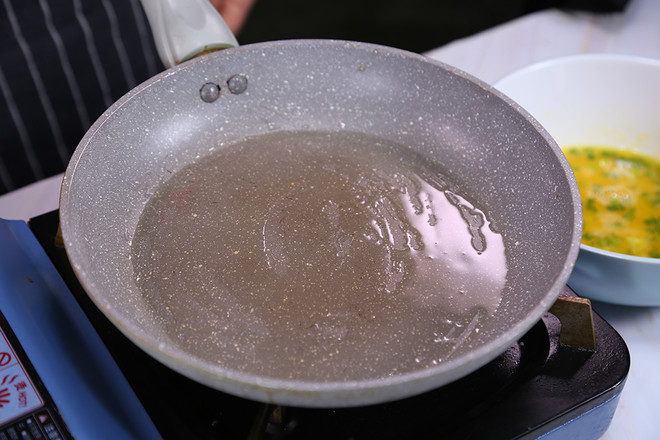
[131,131,508,381]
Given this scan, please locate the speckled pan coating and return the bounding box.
[59,40,582,407]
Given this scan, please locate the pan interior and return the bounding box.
[130,129,508,382]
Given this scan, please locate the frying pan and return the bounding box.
[59,38,581,407]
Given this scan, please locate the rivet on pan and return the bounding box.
[227,74,248,94]
[200,82,220,103]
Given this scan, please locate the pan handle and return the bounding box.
[140,0,239,68]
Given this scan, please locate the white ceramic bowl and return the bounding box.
[495,53,660,306]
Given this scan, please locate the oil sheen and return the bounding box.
[131,131,508,381]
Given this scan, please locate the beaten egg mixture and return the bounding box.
[564,146,660,258]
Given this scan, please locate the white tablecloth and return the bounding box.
[1,0,658,437]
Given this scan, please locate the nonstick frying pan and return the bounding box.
[59,39,582,407]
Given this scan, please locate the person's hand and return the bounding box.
[209,0,257,34]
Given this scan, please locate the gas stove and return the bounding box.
[0,212,629,439]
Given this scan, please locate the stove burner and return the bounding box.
[27,211,629,440]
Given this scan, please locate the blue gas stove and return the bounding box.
[0,213,629,439]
